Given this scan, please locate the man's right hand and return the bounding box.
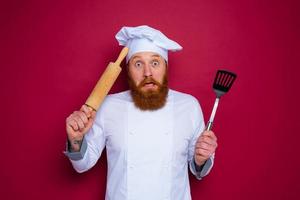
[66,105,96,152]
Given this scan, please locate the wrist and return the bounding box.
[68,139,83,152]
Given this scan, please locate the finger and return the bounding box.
[196,143,217,154]
[197,136,216,146]
[196,148,211,157]
[199,134,217,141]
[78,111,88,124]
[72,111,87,123]
[81,105,93,118]
[197,148,214,158]
[197,141,217,150]
[202,136,218,146]
[208,131,217,141]
[195,142,211,150]
[196,145,216,155]
[202,131,211,136]
[66,115,73,123]
[68,119,79,131]
[202,130,216,138]
[73,116,85,130]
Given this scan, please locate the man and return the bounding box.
[64,25,218,200]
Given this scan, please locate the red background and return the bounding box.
[1,0,299,199]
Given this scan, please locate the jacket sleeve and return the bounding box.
[63,110,106,173]
[188,98,215,180]
[64,137,88,161]
[189,154,215,180]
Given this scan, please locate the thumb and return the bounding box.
[202,130,215,137]
[81,104,94,118]
[86,111,96,128]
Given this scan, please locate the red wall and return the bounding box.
[1,0,299,199]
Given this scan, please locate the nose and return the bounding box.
[143,63,152,77]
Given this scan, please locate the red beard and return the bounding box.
[128,74,169,111]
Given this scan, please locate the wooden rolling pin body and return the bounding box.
[85,47,129,111]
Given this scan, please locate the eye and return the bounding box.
[134,61,143,68]
[151,60,159,67]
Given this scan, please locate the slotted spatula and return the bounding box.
[206,70,237,131]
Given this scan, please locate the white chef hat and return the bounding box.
[115,25,183,63]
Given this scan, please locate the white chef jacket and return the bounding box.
[65,89,214,200]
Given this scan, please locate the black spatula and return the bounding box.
[206,70,237,131]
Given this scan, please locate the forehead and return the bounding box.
[130,52,164,61]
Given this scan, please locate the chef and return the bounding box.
[64,25,218,200]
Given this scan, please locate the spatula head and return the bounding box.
[213,70,237,98]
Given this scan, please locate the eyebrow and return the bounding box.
[131,55,142,61]
[151,54,160,58]
[131,54,161,60]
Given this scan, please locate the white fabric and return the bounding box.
[115,25,183,62]
[70,89,214,200]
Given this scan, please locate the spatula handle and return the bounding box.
[206,97,220,131]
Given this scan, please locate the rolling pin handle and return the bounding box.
[115,47,129,66]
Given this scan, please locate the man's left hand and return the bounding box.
[194,131,218,166]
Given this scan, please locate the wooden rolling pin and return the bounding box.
[85,47,129,111]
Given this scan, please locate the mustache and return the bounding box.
[138,77,161,88]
